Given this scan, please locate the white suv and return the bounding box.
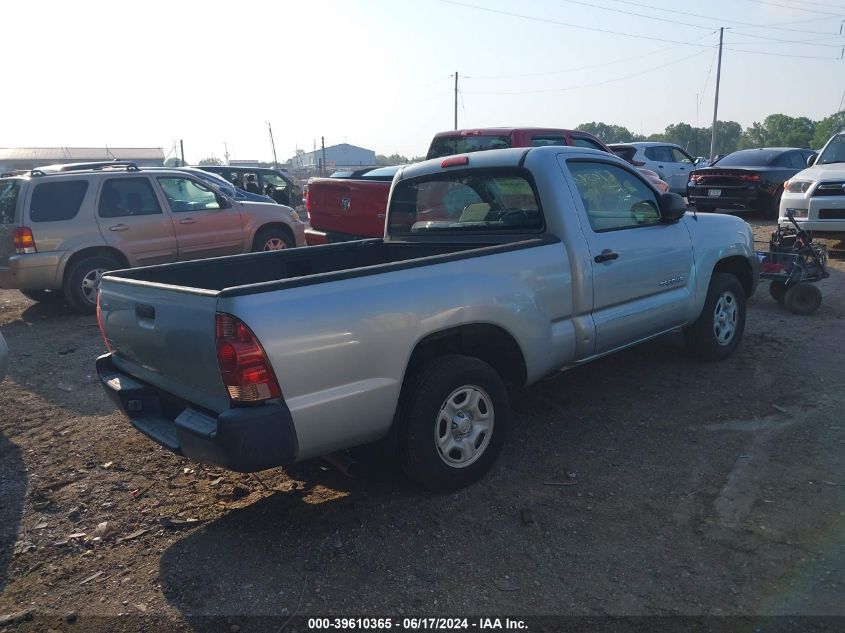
[780,132,845,232]
[609,142,707,195]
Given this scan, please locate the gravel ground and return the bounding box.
[1,220,844,632]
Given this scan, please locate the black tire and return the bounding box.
[398,355,509,492]
[767,189,783,220]
[253,227,294,252]
[769,281,787,304]
[20,289,63,304]
[684,273,747,361]
[63,255,120,315]
[784,283,822,316]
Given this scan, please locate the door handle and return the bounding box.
[594,250,619,263]
[108,224,128,232]
[179,218,196,224]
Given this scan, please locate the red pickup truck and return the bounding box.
[305,127,668,244]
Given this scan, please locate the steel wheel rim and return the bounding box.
[82,267,107,305]
[263,237,287,251]
[713,289,738,346]
[434,385,494,469]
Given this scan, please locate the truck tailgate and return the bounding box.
[308,178,388,238]
[98,277,229,413]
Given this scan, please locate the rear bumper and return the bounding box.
[0,252,63,290]
[97,353,299,472]
[304,227,329,245]
[689,186,771,213]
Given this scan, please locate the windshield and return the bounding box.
[818,134,845,164]
[714,150,783,167]
[191,171,237,197]
[426,135,512,159]
[0,179,20,224]
[389,169,542,236]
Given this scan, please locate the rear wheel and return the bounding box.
[784,283,822,316]
[769,281,787,304]
[63,255,120,314]
[684,273,746,361]
[253,227,293,252]
[398,355,509,491]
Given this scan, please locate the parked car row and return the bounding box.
[305,127,672,245]
[0,162,306,313]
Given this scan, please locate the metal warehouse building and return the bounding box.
[289,143,376,170]
[0,147,164,173]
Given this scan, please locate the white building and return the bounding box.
[289,143,376,171]
[0,147,164,173]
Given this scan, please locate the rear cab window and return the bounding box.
[388,169,542,237]
[426,135,512,159]
[29,180,88,222]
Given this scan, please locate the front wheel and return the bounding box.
[398,355,509,492]
[253,227,293,252]
[784,283,822,316]
[684,273,747,361]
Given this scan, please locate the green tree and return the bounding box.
[376,153,410,166]
[812,111,845,149]
[739,114,815,149]
[575,122,639,143]
[198,157,223,166]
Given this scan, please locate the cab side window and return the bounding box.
[99,178,162,218]
[645,146,674,163]
[568,161,661,232]
[157,178,220,212]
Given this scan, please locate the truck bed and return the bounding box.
[107,238,545,296]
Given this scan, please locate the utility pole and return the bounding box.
[321,136,326,177]
[709,27,724,163]
[267,122,279,169]
[454,71,459,130]
[180,139,185,167]
[223,142,230,166]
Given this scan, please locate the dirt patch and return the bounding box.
[1,220,844,631]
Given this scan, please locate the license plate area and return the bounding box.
[708,189,721,197]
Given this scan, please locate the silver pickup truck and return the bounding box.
[96,147,759,491]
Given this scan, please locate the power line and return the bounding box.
[698,47,719,106]
[462,48,710,95]
[744,0,845,17]
[724,45,842,58]
[467,32,715,80]
[556,0,710,30]
[603,0,843,35]
[727,28,845,46]
[787,0,845,9]
[438,0,716,46]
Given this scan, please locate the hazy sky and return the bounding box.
[3,0,844,162]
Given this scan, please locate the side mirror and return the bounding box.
[807,153,817,167]
[215,194,230,209]
[659,192,687,222]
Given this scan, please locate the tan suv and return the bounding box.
[0,161,306,313]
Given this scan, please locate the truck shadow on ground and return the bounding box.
[0,431,26,593]
[157,333,777,624]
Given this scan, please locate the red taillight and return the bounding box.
[215,313,281,403]
[12,227,36,253]
[690,174,702,183]
[460,130,482,136]
[304,186,311,213]
[441,155,469,168]
[739,174,762,182]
